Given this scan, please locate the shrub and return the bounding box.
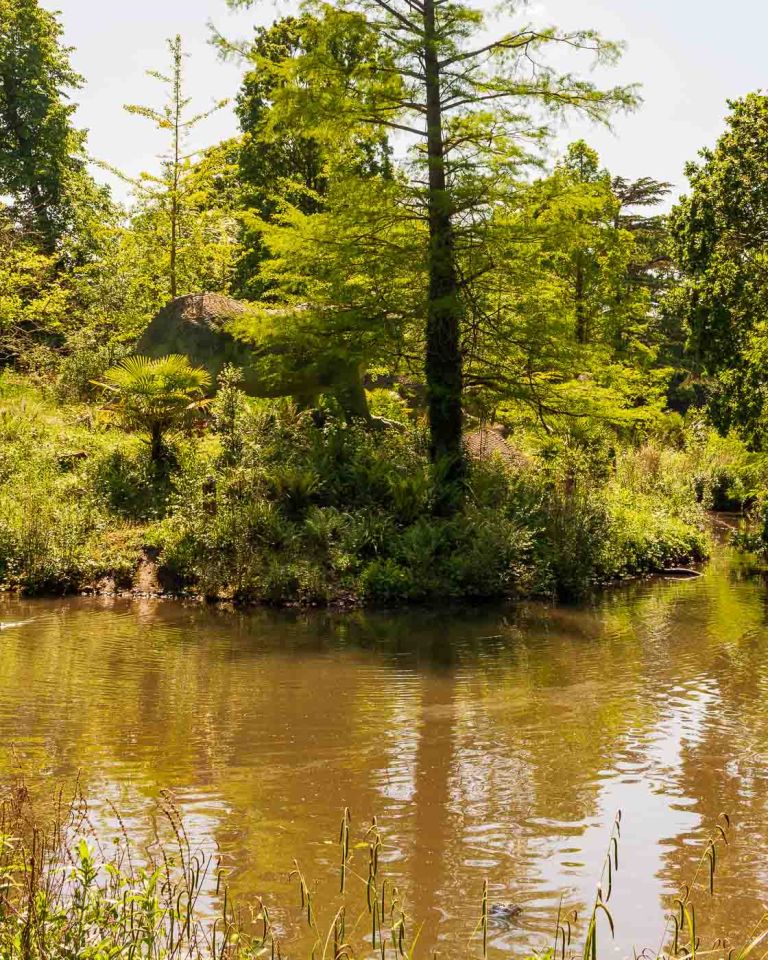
[88,445,170,519]
[0,371,712,604]
[265,464,322,518]
[55,327,129,401]
[359,557,416,602]
[96,354,212,461]
[0,481,102,591]
[0,373,151,592]
[538,472,613,599]
[366,386,411,422]
[603,492,708,579]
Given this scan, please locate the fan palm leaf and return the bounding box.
[96,354,212,460]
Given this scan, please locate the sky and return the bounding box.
[44,0,768,205]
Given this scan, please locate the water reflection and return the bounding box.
[2,549,768,954]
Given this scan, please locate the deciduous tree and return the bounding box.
[0,0,86,251]
[670,93,768,446]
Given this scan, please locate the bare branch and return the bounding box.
[369,0,424,35]
[439,30,542,68]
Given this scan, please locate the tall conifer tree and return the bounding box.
[228,0,636,497]
[120,36,227,301]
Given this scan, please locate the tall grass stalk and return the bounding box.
[1,780,767,959]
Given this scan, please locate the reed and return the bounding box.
[1,779,766,960]
[0,779,274,959]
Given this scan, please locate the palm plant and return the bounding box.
[97,354,211,461]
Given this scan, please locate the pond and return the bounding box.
[1,545,768,955]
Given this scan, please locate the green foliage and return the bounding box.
[537,466,614,599]
[732,501,768,558]
[97,354,212,461]
[360,505,534,603]
[671,93,768,447]
[227,0,637,481]
[0,368,710,602]
[227,13,392,298]
[1,0,756,604]
[601,443,711,578]
[500,440,710,600]
[91,446,171,520]
[109,36,238,306]
[0,782,276,959]
[153,400,707,604]
[0,0,86,250]
[685,427,762,510]
[54,326,130,402]
[229,173,421,413]
[0,375,147,591]
[238,125,674,444]
[119,139,241,315]
[210,363,249,465]
[367,386,411,423]
[0,483,98,592]
[0,215,71,362]
[463,141,674,433]
[0,1,121,368]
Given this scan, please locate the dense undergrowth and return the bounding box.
[0,778,764,959]
[0,369,732,605]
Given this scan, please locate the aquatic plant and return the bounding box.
[0,780,269,959]
[1,778,767,960]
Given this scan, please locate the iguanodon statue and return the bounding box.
[136,293,375,422]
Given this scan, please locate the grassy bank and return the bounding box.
[0,370,714,605]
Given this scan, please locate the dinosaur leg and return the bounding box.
[292,390,321,411]
[332,366,372,423]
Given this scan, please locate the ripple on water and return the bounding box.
[3,556,768,955]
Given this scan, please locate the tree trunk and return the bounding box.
[170,194,178,300]
[170,36,182,301]
[575,254,588,344]
[150,423,164,462]
[422,0,464,493]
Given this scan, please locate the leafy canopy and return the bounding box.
[226,0,637,477]
[0,0,88,250]
[671,93,768,447]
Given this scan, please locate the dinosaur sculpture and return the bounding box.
[136,293,374,422]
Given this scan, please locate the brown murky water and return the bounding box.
[2,546,768,956]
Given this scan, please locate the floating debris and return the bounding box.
[660,568,703,579]
[488,902,523,924]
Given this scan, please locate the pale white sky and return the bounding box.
[44,0,768,204]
